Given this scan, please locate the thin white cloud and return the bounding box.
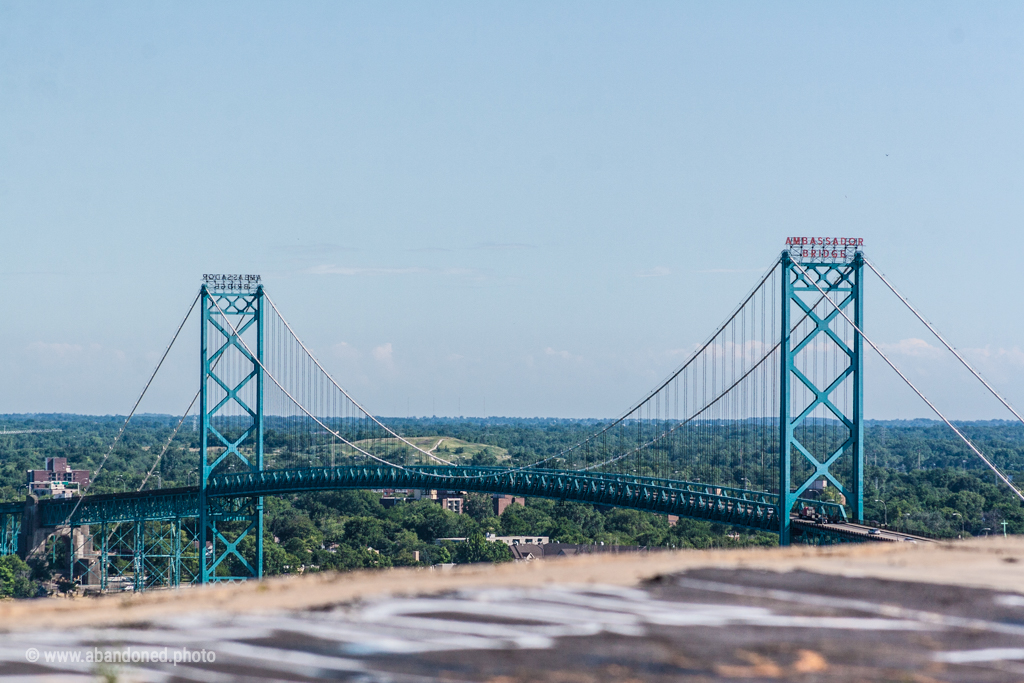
[277,243,359,257]
[873,341,1024,370]
[25,342,127,366]
[636,266,671,278]
[308,265,426,276]
[964,346,1024,369]
[372,343,394,364]
[28,342,85,357]
[666,345,700,357]
[877,338,944,360]
[307,264,486,280]
[332,341,359,361]
[545,347,582,362]
[473,242,536,251]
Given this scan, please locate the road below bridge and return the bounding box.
[792,515,938,544]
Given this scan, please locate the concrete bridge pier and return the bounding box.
[19,495,51,562]
[17,495,99,587]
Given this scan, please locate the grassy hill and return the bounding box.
[350,436,509,465]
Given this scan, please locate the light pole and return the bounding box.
[115,475,125,493]
[952,512,964,537]
[875,499,888,526]
[902,512,911,533]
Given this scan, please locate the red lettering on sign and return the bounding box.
[786,237,863,260]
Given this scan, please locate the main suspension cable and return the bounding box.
[138,389,200,491]
[215,296,682,481]
[791,258,1024,503]
[866,257,1024,429]
[556,256,785,459]
[92,389,203,568]
[263,294,454,466]
[556,260,853,476]
[579,340,781,471]
[222,299,654,482]
[60,291,201,527]
[208,297,452,471]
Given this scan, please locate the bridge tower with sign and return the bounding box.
[199,274,265,582]
[779,239,864,545]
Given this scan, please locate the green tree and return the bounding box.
[452,533,513,564]
[952,490,985,523]
[0,555,38,598]
[263,534,302,575]
[547,517,588,543]
[464,493,494,522]
[499,503,552,535]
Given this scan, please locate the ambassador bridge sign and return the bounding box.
[202,274,262,292]
[786,237,863,263]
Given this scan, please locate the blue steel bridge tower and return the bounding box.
[779,245,864,545]
[199,275,264,582]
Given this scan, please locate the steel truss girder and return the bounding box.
[8,462,860,568]
[63,518,193,592]
[39,488,200,527]
[0,502,21,556]
[209,464,846,534]
[29,465,849,531]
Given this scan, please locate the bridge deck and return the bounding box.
[792,518,937,544]
[12,465,855,538]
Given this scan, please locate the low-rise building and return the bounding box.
[485,534,550,546]
[492,537,663,562]
[492,494,524,516]
[440,496,463,514]
[409,489,466,514]
[27,457,90,498]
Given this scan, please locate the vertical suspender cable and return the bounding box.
[263,295,451,465]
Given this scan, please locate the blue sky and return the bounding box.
[1,2,1022,420]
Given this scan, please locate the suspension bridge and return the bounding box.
[1,240,1015,591]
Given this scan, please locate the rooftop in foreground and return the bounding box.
[3,538,1024,681]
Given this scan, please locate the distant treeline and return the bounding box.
[0,415,1022,550]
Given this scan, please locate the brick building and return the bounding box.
[27,457,90,498]
[492,494,525,516]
